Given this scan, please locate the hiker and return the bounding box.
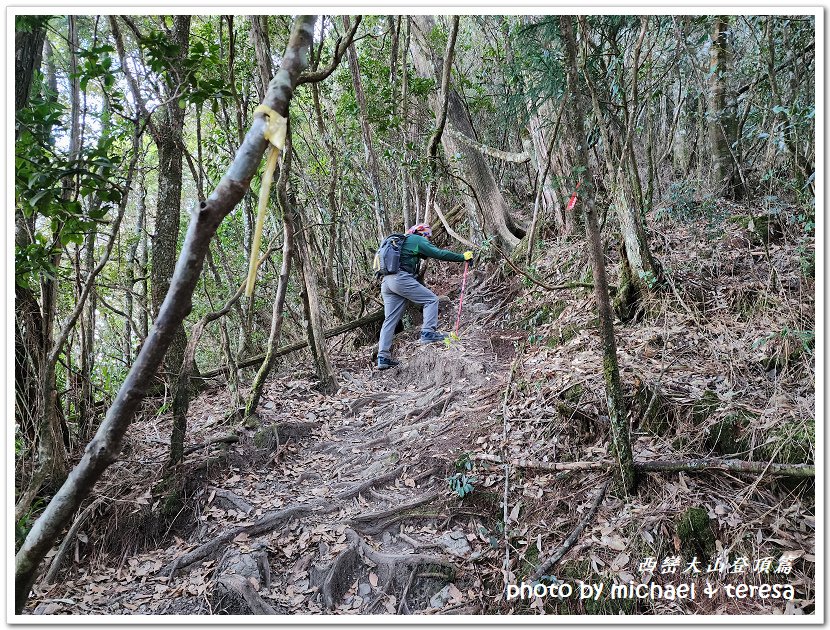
[377,223,473,370]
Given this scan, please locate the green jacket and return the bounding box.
[399,234,465,274]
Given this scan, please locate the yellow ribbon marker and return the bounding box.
[245,104,288,298]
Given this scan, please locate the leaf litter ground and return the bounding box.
[27,205,814,616]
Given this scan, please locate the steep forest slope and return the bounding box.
[24,202,815,615]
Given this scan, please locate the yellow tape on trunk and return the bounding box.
[245,105,288,298]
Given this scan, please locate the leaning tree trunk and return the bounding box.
[561,15,635,494]
[14,16,317,613]
[409,15,524,251]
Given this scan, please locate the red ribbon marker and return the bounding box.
[566,180,582,211]
[454,261,469,337]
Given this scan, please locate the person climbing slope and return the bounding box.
[377,224,473,370]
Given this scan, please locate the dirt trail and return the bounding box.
[33,293,515,615]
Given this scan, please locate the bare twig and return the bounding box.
[531,480,611,581]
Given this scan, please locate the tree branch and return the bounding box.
[297,16,362,85]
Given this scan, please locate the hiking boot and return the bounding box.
[419,330,448,344]
[377,356,400,370]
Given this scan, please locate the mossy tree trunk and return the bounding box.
[561,16,635,494]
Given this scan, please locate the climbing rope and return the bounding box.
[245,104,288,298]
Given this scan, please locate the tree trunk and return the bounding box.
[152,16,191,382]
[294,205,338,394]
[19,18,82,519]
[401,17,413,229]
[344,15,390,242]
[578,17,660,317]
[147,16,194,465]
[245,214,294,417]
[561,15,635,494]
[14,17,48,442]
[708,16,738,197]
[125,169,147,366]
[14,16,47,117]
[424,16,459,226]
[250,15,272,102]
[409,15,524,251]
[15,17,317,612]
[311,81,346,322]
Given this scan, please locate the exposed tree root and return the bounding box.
[350,492,442,531]
[346,528,457,613]
[272,420,318,441]
[348,392,398,415]
[320,540,361,610]
[402,392,455,424]
[163,500,334,577]
[397,566,418,614]
[214,574,278,615]
[209,487,254,515]
[335,465,406,501]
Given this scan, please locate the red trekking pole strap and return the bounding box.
[454,261,469,336]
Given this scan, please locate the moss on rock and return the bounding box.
[253,425,277,450]
[704,412,753,456]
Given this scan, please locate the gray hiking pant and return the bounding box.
[378,271,438,358]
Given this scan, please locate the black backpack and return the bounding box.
[373,233,409,277]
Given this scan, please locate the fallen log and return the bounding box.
[636,457,815,478]
[182,433,240,458]
[475,454,815,478]
[199,307,384,379]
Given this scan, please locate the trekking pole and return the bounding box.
[454,261,469,337]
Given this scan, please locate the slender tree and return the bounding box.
[561,15,634,494]
[15,16,318,612]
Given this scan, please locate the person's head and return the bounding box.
[407,223,432,239]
